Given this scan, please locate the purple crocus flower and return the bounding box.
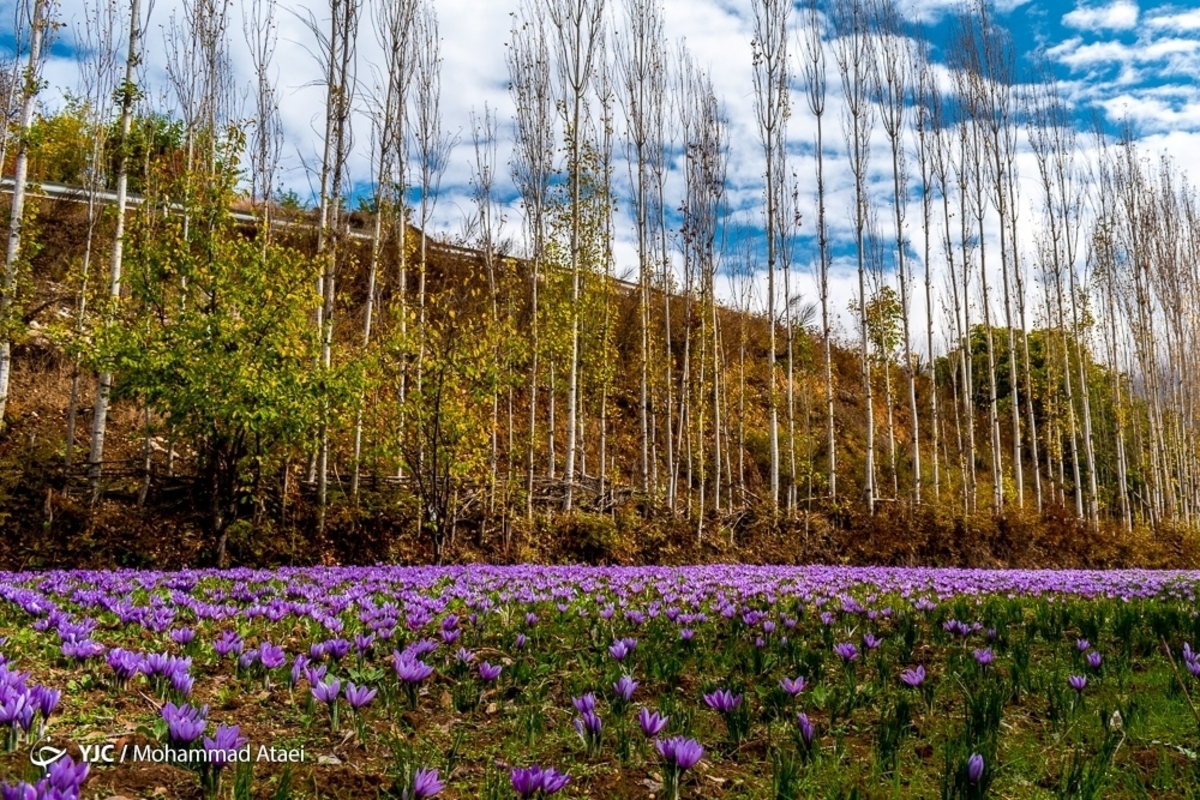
[613,675,638,703]
[455,648,476,665]
[213,630,244,658]
[779,676,807,696]
[290,655,309,689]
[797,712,814,746]
[638,707,668,736]
[1068,674,1087,693]
[609,640,631,661]
[572,693,596,714]
[655,736,704,770]
[1,782,37,800]
[202,723,248,768]
[409,767,444,798]
[167,655,192,676]
[944,619,970,637]
[238,649,260,671]
[344,682,377,710]
[312,678,341,706]
[404,639,440,660]
[967,753,984,784]
[900,665,926,688]
[393,655,434,684]
[61,639,104,661]
[1086,651,1102,671]
[478,662,502,682]
[45,754,89,794]
[863,633,883,650]
[833,642,859,662]
[680,628,695,642]
[0,694,32,732]
[324,639,352,662]
[510,766,545,799]
[170,628,195,646]
[161,702,207,745]
[304,662,328,690]
[508,765,571,797]
[974,648,995,667]
[31,686,60,720]
[259,643,287,670]
[170,671,195,698]
[540,767,571,795]
[514,634,527,650]
[574,709,602,738]
[107,648,143,686]
[703,688,742,714]
[1076,639,1090,653]
[354,633,376,655]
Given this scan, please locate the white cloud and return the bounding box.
[1146,8,1200,31]
[895,0,959,25]
[1062,0,1140,32]
[1049,36,1200,71]
[1098,88,1200,132]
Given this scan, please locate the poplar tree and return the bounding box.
[65,0,120,467]
[833,0,876,512]
[0,0,49,428]
[87,0,145,493]
[546,0,605,511]
[750,0,790,510]
[507,0,555,516]
[799,0,836,503]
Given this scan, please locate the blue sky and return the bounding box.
[18,0,1200,346]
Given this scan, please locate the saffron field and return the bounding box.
[2,566,1200,798]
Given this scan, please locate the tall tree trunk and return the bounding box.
[917,57,940,502]
[801,1,835,504]
[88,0,143,493]
[751,0,789,510]
[0,0,47,427]
[833,0,874,512]
[874,0,918,504]
[548,0,604,512]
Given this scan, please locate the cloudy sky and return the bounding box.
[22,0,1200,348]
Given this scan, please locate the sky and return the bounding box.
[18,0,1200,353]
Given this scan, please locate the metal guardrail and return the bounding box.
[0,176,644,294]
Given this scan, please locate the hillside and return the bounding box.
[1,175,1195,573]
